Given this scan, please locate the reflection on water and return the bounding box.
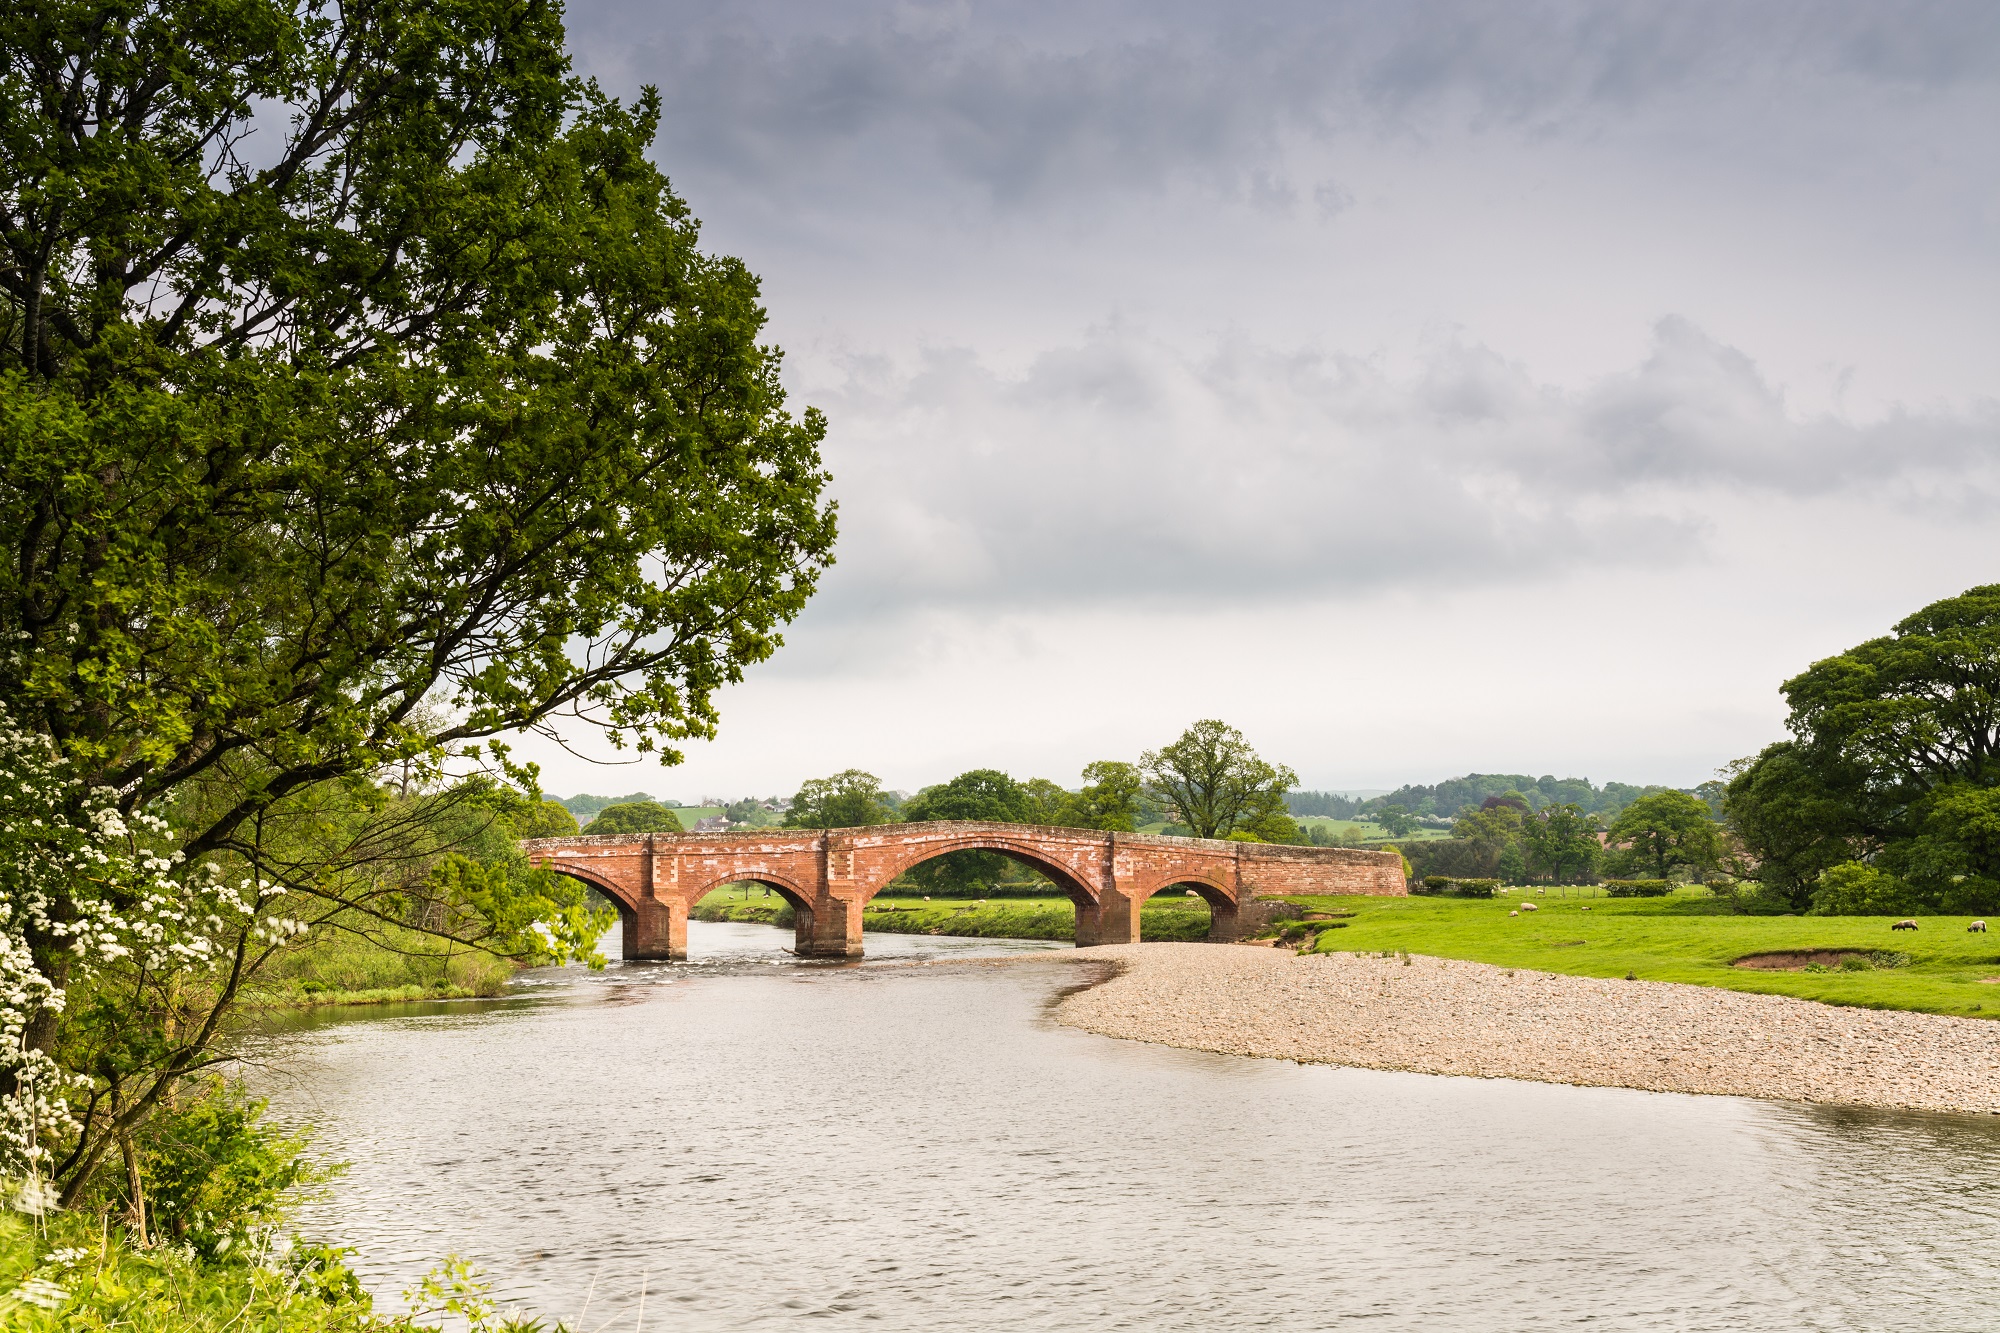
[249,921,2000,1331]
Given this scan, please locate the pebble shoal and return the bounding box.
[1054,943,2000,1115]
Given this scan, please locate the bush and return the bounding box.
[1603,879,1674,897]
[1414,877,1496,898]
[1809,862,1924,916]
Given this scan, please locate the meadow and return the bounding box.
[1296,890,2000,1018]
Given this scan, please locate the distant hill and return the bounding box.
[559,792,680,821]
[1347,773,1697,820]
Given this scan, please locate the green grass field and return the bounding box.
[1288,891,2000,1018]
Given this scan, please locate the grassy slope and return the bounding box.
[1292,891,2000,1018]
[247,926,516,1008]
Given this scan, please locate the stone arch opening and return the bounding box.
[538,865,646,960]
[868,837,1106,942]
[1140,879,1241,943]
[688,874,822,956]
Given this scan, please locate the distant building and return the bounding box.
[692,816,733,833]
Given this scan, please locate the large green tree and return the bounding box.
[784,770,893,828]
[0,0,832,1201]
[1140,720,1298,841]
[1520,802,1600,883]
[1728,585,2000,912]
[900,769,1035,896]
[1606,791,1719,882]
[1063,760,1145,831]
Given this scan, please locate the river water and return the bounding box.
[248,921,2000,1331]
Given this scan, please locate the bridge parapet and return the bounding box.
[522,822,1405,960]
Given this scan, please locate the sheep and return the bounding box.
[1521,902,1539,912]
[1970,920,1989,933]
[1509,910,1519,917]
[1892,919,1919,931]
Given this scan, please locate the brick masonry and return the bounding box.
[522,822,1407,960]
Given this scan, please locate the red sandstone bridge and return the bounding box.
[523,822,1408,959]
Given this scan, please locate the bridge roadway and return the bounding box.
[523,821,1408,959]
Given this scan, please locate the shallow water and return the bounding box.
[250,921,2000,1331]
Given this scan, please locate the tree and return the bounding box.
[0,1,832,1204]
[784,771,893,828]
[1721,744,1866,908]
[1017,778,1073,826]
[901,769,1028,823]
[1064,760,1144,831]
[1606,791,1719,881]
[1728,586,2000,911]
[585,801,685,835]
[1521,803,1600,883]
[900,770,1030,896]
[1140,721,1298,840]
[1375,804,1417,838]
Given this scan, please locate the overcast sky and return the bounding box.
[518,0,2000,801]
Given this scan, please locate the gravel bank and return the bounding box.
[1055,943,2000,1115]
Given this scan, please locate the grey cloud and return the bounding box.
[799,319,1998,619]
[571,0,2000,204]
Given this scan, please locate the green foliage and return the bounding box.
[1606,791,1719,881]
[559,793,667,822]
[1066,761,1145,831]
[1364,774,1676,820]
[422,855,615,970]
[582,801,685,835]
[1375,805,1418,837]
[785,770,894,828]
[900,770,1031,895]
[1729,586,2000,911]
[513,802,581,840]
[1809,862,1925,916]
[0,0,833,1207]
[116,1082,325,1261]
[1414,877,1498,898]
[1140,720,1298,840]
[1602,880,1674,897]
[1520,803,1601,883]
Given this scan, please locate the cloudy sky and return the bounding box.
[519,0,2000,801]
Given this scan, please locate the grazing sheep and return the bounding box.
[1892,919,1919,931]
[1521,902,1539,912]
[1971,920,1989,933]
[1509,910,1519,917]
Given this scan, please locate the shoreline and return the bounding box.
[1053,943,2000,1116]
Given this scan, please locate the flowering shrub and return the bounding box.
[0,711,305,1204]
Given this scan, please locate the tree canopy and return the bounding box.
[785,770,894,828]
[1140,720,1299,841]
[1728,585,2000,912]
[585,801,686,836]
[0,0,832,1206]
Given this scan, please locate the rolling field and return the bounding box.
[1292,891,2000,1018]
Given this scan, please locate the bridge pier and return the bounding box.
[796,894,864,958]
[1075,890,1140,946]
[1204,897,1241,943]
[623,897,685,962]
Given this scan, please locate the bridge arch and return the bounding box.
[1138,876,1241,943]
[865,834,1102,905]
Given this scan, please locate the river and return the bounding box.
[247,920,2000,1331]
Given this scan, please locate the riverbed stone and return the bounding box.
[1055,944,2000,1116]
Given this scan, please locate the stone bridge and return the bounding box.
[522,822,1407,959]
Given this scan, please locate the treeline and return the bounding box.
[666,720,1316,897]
[1287,774,1718,826]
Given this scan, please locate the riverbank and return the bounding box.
[1288,891,2000,1017]
[692,889,1213,942]
[1057,943,2000,1116]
